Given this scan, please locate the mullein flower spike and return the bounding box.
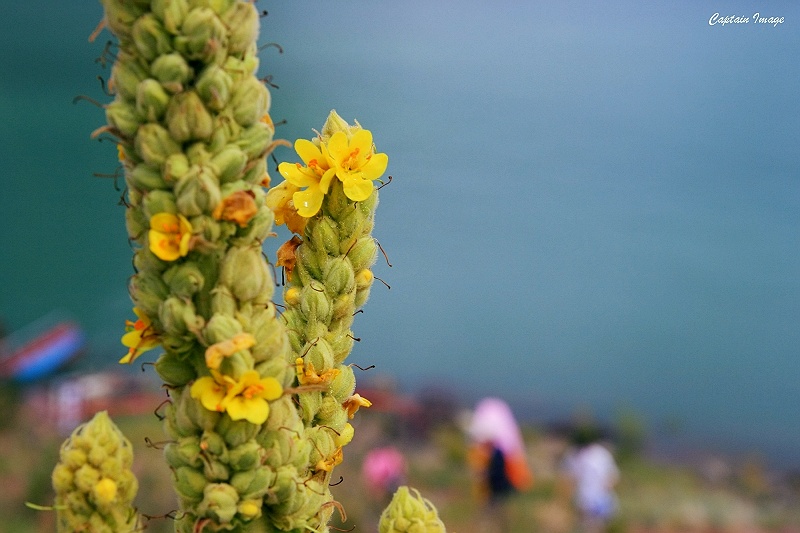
[91,1,390,530]
[51,411,140,533]
[378,486,447,533]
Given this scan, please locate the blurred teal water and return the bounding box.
[1,1,799,466]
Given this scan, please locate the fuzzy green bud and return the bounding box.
[160,296,204,337]
[378,487,447,533]
[128,270,169,319]
[300,282,332,324]
[166,90,214,143]
[175,164,222,216]
[110,52,149,101]
[142,189,178,220]
[136,123,182,167]
[211,145,248,183]
[196,64,234,111]
[175,465,207,504]
[132,13,173,61]
[323,257,355,296]
[128,163,168,191]
[329,364,356,403]
[105,100,140,137]
[152,0,190,34]
[218,245,271,302]
[235,122,273,159]
[150,52,194,93]
[135,78,170,122]
[99,0,145,41]
[229,76,270,127]
[230,467,273,500]
[222,2,259,56]
[174,7,228,64]
[154,352,197,386]
[164,436,203,469]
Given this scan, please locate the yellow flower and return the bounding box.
[342,393,372,419]
[119,307,159,364]
[148,213,192,261]
[190,370,283,425]
[224,370,283,424]
[204,332,256,370]
[265,180,307,234]
[277,139,337,218]
[325,129,388,202]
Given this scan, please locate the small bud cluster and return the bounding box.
[378,486,447,533]
[51,411,139,532]
[95,2,389,532]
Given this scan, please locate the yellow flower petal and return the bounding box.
[226,397,269,424]
[293,188,324,218]
[190,376,227,413]
[341,176,375,202]
[148,213,192,262]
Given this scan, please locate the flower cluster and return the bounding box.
[269,112,388,223]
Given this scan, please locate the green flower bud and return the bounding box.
[298,391,322,425]
[135,78,170,122]
[379,487,447,533]
[196,64,234,112]
[105,100,141,137]
[229,76,269,127]
[152,0,190,34]
[160,296,204,337]
[154,351,197,386]
[320,109,352,140]
[150,52,194,93]
[175,164,222,216]
[203,312,244,345]
[238,157,266,187]
[110,52,149,101]
[312,217,340,256]
[125,206,148,241]
[300,282,332,324]
[207,113,242,155]
[174,7,228,64]
[354,285,372,309]
[323,257,355,297]
[346,236,377,271]
[218,245,271,302]
[164,436,203,469]
[211,284,237,316]
[330,292,356,320]
[128,270,169,319]
[235,122,273,159]
[175,465,207,504]
[228,441,263,471]
[223,53,259,83]
[166,91,214,143]
[133,246,169,274]
[295,245,324,285]
[163,263,205,298]
[314,394,348,432]
[216,414,259,448]
[204,458,230,482]
[128,163,168,191]
[99,0,145,41]
[135,123,182,167]
[158,155,187,185]
[222,2,259,56]
[132,13,173,61]
[230,467,273,500]
[329,364,356,403]
[210,145,248,183]
[141,189,178,220]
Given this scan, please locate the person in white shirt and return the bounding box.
[563,430,620,533]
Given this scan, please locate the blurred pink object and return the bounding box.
[362,446,407,494]
[468,397,525,456]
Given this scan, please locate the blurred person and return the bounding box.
[562,427,619,533]
[467,397,534,532]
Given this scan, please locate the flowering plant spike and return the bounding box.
[51,411,140,532]
[50,2,447,532]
